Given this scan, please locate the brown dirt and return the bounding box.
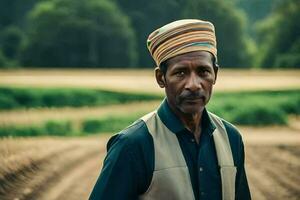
[0,127,300,200]
[242,126,300,200]
[0,135,109,200]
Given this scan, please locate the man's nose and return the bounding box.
[185,73,202,92]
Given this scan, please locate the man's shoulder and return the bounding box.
[106,119,153,152]
[221,118,242,140]
[209,112,243,142]
[210,113,245,165]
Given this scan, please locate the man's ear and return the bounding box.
[155,67,166,88]
[213,66,218,84]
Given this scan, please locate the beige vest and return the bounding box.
[139,111,236,200]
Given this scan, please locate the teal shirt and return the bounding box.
[89,99,251,200]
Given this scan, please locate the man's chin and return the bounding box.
[178,103,205,115]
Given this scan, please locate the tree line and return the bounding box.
[0,0,298,68]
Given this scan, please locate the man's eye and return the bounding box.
[175,71,185,77]
[199,69,211,76]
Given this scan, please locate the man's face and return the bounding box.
[156,51,218,115]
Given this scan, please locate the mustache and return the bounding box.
[178,91,206,102]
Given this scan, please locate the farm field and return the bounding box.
[0,69,299,199]
[0,101,160,126]
[0,127,299,200]
[0,69,300,93]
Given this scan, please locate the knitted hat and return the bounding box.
[147,19,217,67]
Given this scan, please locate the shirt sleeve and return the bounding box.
[89,134,142,200]
[235,138,252,200]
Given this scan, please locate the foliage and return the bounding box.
[20,0,137,67]
[0,125,41,137]
[235,0,283,37]
[0,89,299,137]
[0,0,44,29]
[0,0,45,68]
[208,90,300,125]
[0,120,75,137]
[273,39,300,68]
[182,0,253,68]
[256,0,300,68]
[0,26,24,60]
[236,105,287,125]
[114,0,254,68]
[113,0,185,67]
[0,115,142,137]
[0,0,298,68]
[82,119,103,133]
[44,120,73,136]
[0,87,162,110]
[82,113,141,133]
[0,50,8,68]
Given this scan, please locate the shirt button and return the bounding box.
[191,139,195,142]
[201,192,205,196]
[199,167,203,172]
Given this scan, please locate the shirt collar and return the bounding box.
[157,98,216,135]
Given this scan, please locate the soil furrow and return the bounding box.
[0,145,77,199]
[42,153,105,200]
[24,145,105,200]
[1,141,104,200]
[246,148,280,199]
[1,130,299,200]
[249,146,300,190]
[247,146,300,199]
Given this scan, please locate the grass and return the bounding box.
[0,87,162,110]
[0,89,299,137]
[208,90,300,125]
[0,120,78,137]
[82,113,144,134]
[0,114,142,137]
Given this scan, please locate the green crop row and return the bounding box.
[0,120,77,137]
[0,113,144,137]
[0,87,162,110]
[1,87,299,113]
[81,91,300,130]
[0,89,299,137]
[208,90,300,125]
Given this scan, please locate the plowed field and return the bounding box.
[0,127,299,200]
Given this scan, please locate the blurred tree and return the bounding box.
[274,40,300,67]
[114,0,185,67]
[0,0,17,29]
[2,0,296,68]
[236,0,283,26]
[0,0,45,29]
[20,0,137,67]
[182,0,253,68]
[234,0,284,40]
[0,26,24,60]
[256,0,300,68]
[0,50,8,68]
[0,0,42,68]
[115,0,253,68]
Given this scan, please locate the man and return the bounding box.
[89,19,251,200]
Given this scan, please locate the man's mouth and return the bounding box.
[183,97,205,103]
[178,91,206,104]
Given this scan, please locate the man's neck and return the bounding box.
[169,104,204,143]
[180,112,202,143]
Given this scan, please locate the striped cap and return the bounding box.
[147,19,217,67]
